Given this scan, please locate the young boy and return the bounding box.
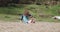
[21,9,35,24]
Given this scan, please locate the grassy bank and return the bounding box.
[0,4,60,22]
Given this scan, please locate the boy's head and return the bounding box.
[24,9,29,16]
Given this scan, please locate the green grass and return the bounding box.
[0,4,60,22]
[0,14,20,22]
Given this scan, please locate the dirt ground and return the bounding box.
[0,21,60,32]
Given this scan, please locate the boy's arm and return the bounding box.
[28,14,33,18]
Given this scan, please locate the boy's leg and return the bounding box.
[28,19,35,23]
[28,20,31,23]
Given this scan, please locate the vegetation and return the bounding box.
[0,4,60,22]
[0,0,60,6]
